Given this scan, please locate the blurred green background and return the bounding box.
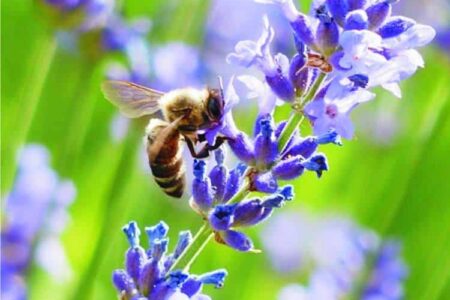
[2,0,450,299]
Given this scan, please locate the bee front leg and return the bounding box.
[185,137,211,159]
[207,136,229,151]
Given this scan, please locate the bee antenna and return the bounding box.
[217,75,225,100]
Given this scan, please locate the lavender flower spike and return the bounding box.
[227,16,295,101]
[1,144,76,299]
[113,221,227,300]
[263,212,408,300]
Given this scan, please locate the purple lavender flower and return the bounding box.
[226,16,295,101]
[1,144,76,299]
[394,0,450,54]
[190,149,247,214]
[237,75,278,116]
[244,0,436,139]
[262,211,408,300]
[205,0,293,83]
[227,114,337,193]
[189,148,298,252]
[210,186,294,252]
[113,221,227,299]
[304,75,375,138]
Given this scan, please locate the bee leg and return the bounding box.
[197,133,207,143]
[206,136,228,151]
[186,136,230,159]
[197,134,230,145]
[185,137,211,159]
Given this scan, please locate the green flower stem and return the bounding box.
[1,32,57,193]
[227,180,251,204]
[169,182,251,273]
[169,223,214,273]
[71,130,141,300]
[277,72,327,153]
[57,63,97,174]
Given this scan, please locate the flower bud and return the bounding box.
[223,164,246,202]
[209,205,236,231]
[139,260,162,296]
[301,153,329,177]
[125,246,146,283]
[254,117,278,167]
[209,149,228,202]
[192,160,214,211]
[348,0,367,10]
[232,199,265,227]
[145,221,169,247]
[265,72,295,101]
[198,269,228,288]
[345,10,369,30]
[290,14,318,50]
[173,231,192,259]
[253,172,278,193]
[289,54,311,94]
[228,133,255,165]
[272,156,305,180]
[378,17,416,39]
[316,9,340,56]
[366,0,395,30]
[326,0,349,26]
[285,137,318,158]
[112,269,136,295]
[220,230,254,252]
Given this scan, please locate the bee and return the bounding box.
[102,80,227,198]
[307,53,333,73]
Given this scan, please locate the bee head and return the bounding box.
[205,88,224,122]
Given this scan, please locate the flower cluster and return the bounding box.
[226,0,435,139]
[190,149,295,251]
[263,212,408,300]
[227,115,340,193]
[109,0,434,298]
[38,0,152,62]
[113,221,227,300]
[1,144,76,299]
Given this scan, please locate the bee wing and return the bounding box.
[148,116,184,163]
[102,80,164,118]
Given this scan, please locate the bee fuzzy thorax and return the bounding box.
[160,88,210,127]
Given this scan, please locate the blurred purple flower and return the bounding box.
[109,112,131,143]
[152,42,204,91]
[1,144,76,299]
[42,0,115,30]
[262,211,408,300]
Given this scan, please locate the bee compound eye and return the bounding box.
[207,97,222,120]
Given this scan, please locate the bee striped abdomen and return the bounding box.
[146,120,185,198]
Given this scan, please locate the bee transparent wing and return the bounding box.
[101,80,164,118]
